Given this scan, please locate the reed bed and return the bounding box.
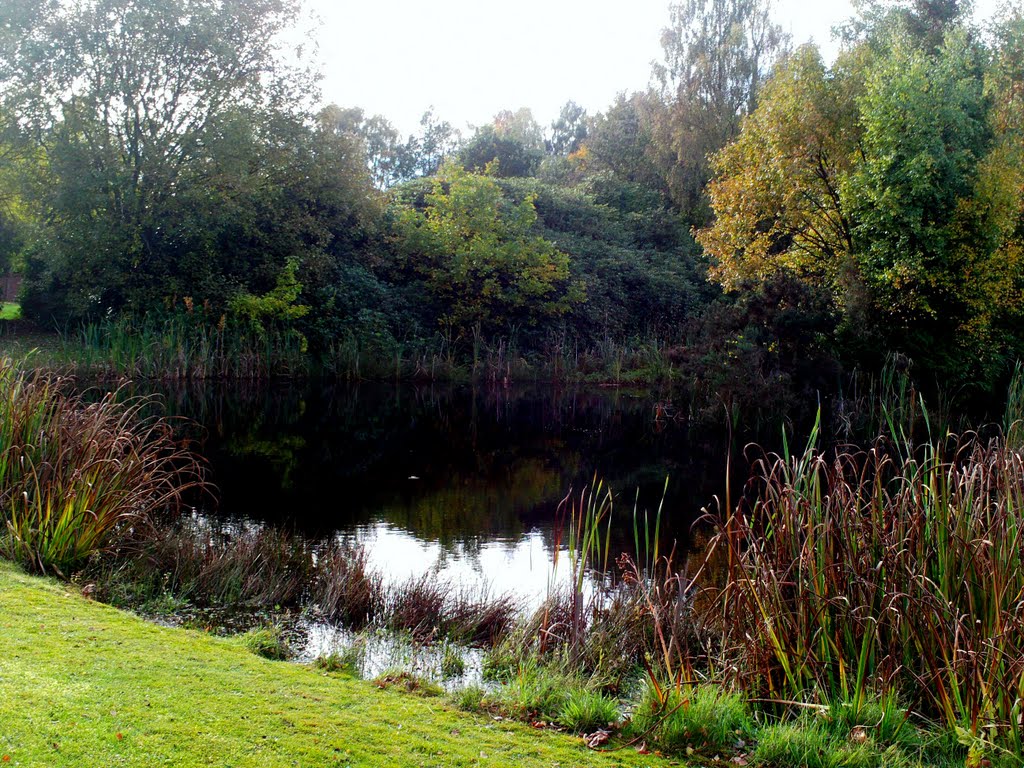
[703,417,1024,754]
[69,315,308,380]
[0,358,202,573]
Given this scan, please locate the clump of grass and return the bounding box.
[372,669,443,697]
[309,540,385,627]
[313,645,362,676]
[384,574,518,644]
[557,689,619,733]
[0,358,203,574]
[450,684,487,713]
[241,625,290,660]
[753,721,892,768]
[491,658,578,722]
[629,683,750,757]
[93,517,315,608]
[702,409,1024,754]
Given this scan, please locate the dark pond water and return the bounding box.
[124,380,764,602]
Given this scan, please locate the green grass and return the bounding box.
[0,302,20,320]
[0,562,671,767]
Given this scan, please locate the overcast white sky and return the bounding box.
[307,0,1007,136]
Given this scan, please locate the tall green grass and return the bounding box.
[0,358,202,573]
[68,315,308,380]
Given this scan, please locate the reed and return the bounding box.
[67,315,308,380]
[702,412,1024,753]
[0,358,202,574]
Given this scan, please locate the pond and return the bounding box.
[128,380,751,604]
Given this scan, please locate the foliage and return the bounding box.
[699,17,1024,383]
[4,0,380,326]
[395,162,581,338]
[228,259,309,341]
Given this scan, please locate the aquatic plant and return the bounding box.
[0,358,202,574]
[703,412,1024,753]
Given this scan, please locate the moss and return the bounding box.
[0,562,670,767]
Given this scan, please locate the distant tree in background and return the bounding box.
[547,101,589,157]
[460,108,546,178]
[650,0,788,224]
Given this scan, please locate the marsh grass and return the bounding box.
[69,315,308,380]
[702,411,1024,754]
[0,358,202,574]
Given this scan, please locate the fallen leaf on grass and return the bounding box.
[584,730,610,749]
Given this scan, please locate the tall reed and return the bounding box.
[69,315,308,380]
[0,358,203,573]
[703,413,1024,753]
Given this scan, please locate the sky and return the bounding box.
[307,0,1006,136]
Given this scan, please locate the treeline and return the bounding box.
[1,0,1022,397]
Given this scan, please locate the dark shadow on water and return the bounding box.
[102,379,778,597]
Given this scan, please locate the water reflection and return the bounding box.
[116,380,744,599]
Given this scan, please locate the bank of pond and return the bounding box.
[1,355,1023,766]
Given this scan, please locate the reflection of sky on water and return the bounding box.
[346,522,575,605]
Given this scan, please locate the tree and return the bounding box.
[0,0,383,322]
[407,108,462,178]
[318,105,413,190]
[697,45,861,294]
[843,31,991,335]
[396,162,580,337]
[548,101,588,157]
[460,109,546,178]
[651,0,788,222]
[698,23,1023,381]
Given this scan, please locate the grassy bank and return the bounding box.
[0,562,669,767]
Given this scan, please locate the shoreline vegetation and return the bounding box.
[1,354,1023,765]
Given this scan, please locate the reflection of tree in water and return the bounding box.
[116,380,739,560]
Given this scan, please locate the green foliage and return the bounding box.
[5,0,380,326]
[228,259,309,343]
[396,162,581,338]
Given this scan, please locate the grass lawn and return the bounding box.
[0,302,20,320]
[0,562,674,767]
